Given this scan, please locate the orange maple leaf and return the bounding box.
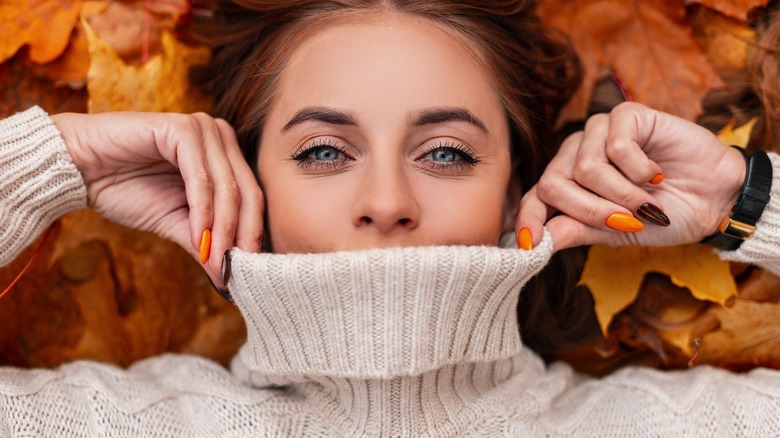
[0,0,83,64]
[537,0,724,124]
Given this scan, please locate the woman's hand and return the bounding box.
[51,111,264,286]
[517,102,747,252]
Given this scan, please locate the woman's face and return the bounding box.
[258,12,512,254]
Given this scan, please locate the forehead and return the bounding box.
[272,12,503,121]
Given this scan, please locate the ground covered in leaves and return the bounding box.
[1,0,779,374]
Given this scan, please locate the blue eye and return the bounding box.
[291,141,351,170]
[431,149,458,162]
[312,147,342,161]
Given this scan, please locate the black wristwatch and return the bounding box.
[701,147,772,250]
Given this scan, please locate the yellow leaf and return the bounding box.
[84,19,211,113]
[716,116,758,149]
[579,244,737,335]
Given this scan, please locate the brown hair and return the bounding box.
[193,0,591,356]
[698,6,780,152]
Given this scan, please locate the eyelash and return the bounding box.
[290,139,352,170]
[418,141,480,173]
[290,139,481,173]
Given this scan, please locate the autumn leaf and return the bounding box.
[537,0,724,124]
[716,116,758,147]
[689,6,757,71]
[0,210,246,368]
[579,244,737,335]
[84,0,188,66]
[685,0,770,22]
[0,53,87,117]
[0,0,83,64]
[84,19,211,113]
[699,299,780,364]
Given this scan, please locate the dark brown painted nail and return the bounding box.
[636,203,670,227]
[222,249,232,285]
[208,277,233,303]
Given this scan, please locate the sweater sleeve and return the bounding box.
[718,152,780,276]
[0,106,87,267]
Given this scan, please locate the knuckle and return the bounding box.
[222,178,242,201]
[572,159,599,181]
[606,139,631,162]
[191,170,214,191]
[536,173,561,200]
[611,101,641,115]
[580,203,603,227]
[584,113,608,130]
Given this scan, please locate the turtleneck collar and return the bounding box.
[225,232,553,435]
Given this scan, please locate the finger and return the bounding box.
[217,119,264,254]
[197,114,241,274]
[604,102,663,184]
[172,116,215,255]
[536,168,644,233]
[515,185,554,250]
[573,119,669,226]
[545,214,636,251]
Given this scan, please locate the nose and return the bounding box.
[353,165,419,233]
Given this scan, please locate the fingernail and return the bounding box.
[605,213,645,232]
[199,229,211,264]
[636,203,670,226]
[207,277,233,303]
[221,249,231,285]
[649,173,664,184]
[518,227,533,250]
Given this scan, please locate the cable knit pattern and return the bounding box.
[4,106,780,436]
[0,107,87,266]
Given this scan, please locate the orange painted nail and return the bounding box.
[605,213,644,233]
[649,173,664,184]
[199,229,211,264]
[518,227,533,250]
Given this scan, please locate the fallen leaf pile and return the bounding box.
[1,0,780,374]
[0,0,243,369]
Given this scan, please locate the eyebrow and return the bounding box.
[281,107,358,132]
[281,106,489,134]
[412,108,488,134]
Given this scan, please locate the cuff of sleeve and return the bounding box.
[718,152,780,272]
[0,106,88,266]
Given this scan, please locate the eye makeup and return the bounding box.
[416,140,481,174]
[290,138,353,170]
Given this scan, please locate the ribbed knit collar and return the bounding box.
[224,233,553,436]
[227,233,552,381]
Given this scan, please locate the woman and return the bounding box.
[2,0,780,436]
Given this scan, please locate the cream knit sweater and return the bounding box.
[3,107,780,437]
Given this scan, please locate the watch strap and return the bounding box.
[702,147,773,250]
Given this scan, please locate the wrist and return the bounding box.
[702,146,772,250]
[51,113,90,179]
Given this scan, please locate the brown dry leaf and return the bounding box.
[579,244,737,334]
[685,0,770,21]
[0,210,246,368]
[689,6,757,71]
[0,0,84,64]
[84,19,211,113]
[699,299,780,364]
[537,0,724,124]
[716,116,758,147]
[0,52,88,117]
